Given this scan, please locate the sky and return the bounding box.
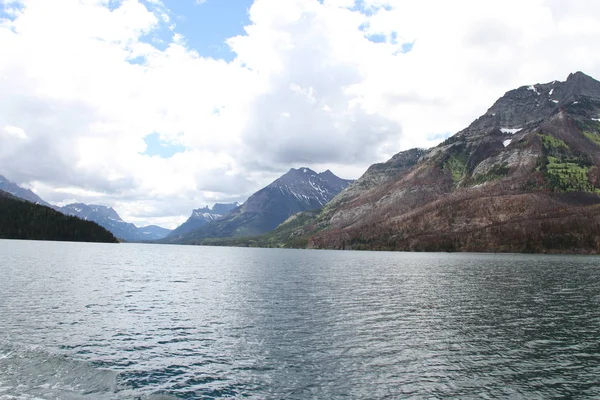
[1,0,600,229]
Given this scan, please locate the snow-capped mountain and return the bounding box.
[168,202,240,238]
[167,168,353,242]
[59,203,171,242]
[0,175,53,208]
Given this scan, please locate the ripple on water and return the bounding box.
[0,242,600,398]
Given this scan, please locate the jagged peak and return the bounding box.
[285,167,317,176]
[478,71,600,129]
[566,71,598,84]
[193,202,239,214]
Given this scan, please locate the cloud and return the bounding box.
[1,0,600,228]
[3,125,27,139]
[228,2,402,168]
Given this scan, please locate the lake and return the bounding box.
[0,240,599,399]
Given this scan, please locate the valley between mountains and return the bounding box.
[3,71,600,253]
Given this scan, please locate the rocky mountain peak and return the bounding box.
[62,203,123,222]
[562,71,600,100]
[191,202,238,218]
[447,71,600,148]
[167,202,240,239]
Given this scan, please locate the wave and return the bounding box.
[0,341,177,400]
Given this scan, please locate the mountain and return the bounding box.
[138,225,173,239]
[167,168,353,243]
[167,202,240,238]
[292,71,600,253]
[0,190,118,243]
[0,175,52,207]
[59,203,171,241]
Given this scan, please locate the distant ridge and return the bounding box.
[59,203,171,241]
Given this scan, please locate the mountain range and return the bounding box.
[1,168,351,244]
[165,168,353,243]
[4,71,600,253]
[59,203,172,242]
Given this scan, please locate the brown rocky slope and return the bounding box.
[301,72,600,253]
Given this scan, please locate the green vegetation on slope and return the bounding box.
[538,133,597,192]
[0,192,118,243]
[545,156,594,192]
[540,134,569,150]
[445,154,467,183]
[583,131,600,146]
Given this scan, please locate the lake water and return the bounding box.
[0,240,599,399]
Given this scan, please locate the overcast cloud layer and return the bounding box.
[1,0,600,228]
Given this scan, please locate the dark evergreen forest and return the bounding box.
[0,190,118,243]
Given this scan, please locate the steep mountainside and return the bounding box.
[0,190,118,243]
[301,72,600,253]
[167,168,352,243]
[60,203,171,241]
[167,202,240,238]
[0,175,52,207]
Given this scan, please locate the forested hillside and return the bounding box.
[0,191,118,243]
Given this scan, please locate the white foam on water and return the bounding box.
[0,342,120,400]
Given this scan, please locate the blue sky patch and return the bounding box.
[352,0,393,16]
[427,132,452,142]
[142,132,186,158]
[158,0,253,61]
[365,33,386,44]
[401,41,414,54]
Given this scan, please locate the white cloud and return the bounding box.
[1,0,600,228]
[3,125,27,139]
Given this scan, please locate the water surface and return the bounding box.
[0,240,599,399]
